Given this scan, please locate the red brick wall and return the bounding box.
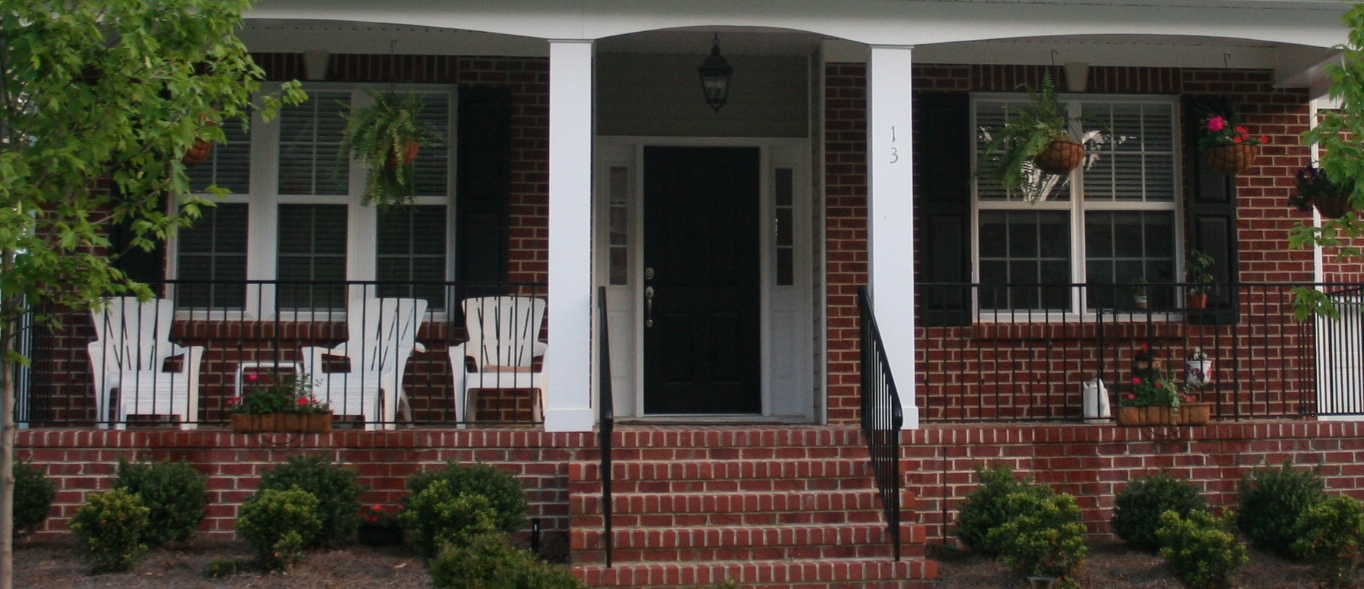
[825,64,1323,425]
[18,429,590,542]
[903,421,1364,543]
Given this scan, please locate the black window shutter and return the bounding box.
[915,92,973,327]
[455,87,512,288]
[1185,96,1240,325]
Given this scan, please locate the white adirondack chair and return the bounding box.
[88,297,204,430]
[300,296,428,431]
[449,296,547,424]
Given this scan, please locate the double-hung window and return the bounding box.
[172,85,455,317]
[973,95,1181,315]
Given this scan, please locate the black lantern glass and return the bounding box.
[697,35,733,113]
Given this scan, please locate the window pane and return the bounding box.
[1083,102,1175,202]
[277,204,348,309]
[278,92,349,196]
[1084,211,1176,310]
[979,211,1071,311]
[412,92,451,197]
[376,205,448,305]
[176,203,249,309]
[608,166,630,286]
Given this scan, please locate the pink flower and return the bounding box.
[1235,126,1249,135]
[227,396,242,406]
[1126,393,1137,400]
[1206,116,1227,132]
[1131,377,1142,385]
[246,373,259,382]
[297,397,310,406]
[1233,135,1242,144]
[1260,136,1269,144]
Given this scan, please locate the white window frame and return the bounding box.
[169,83,459,320]
[970,93,1185,322]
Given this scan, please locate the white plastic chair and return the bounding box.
[300,296,428,431]
[449,296,547,424]
[87,297,204,430]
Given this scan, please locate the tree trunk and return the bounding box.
[1,248,17,589]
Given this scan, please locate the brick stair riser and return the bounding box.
[573,558,938,589]
[572,459,873,483]
[571,523,921,551]
[570,477,875,496]
[570,489,884,517]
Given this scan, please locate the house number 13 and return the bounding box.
[889,126,899,163]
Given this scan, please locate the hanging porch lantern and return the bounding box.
[697,34,733,113]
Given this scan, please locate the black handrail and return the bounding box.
[857,286,903,562]
[596,286,615,567]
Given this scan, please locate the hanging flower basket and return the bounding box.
[1033,138,1086,175]
[384,140,421,170]
[1203,144,1256,175]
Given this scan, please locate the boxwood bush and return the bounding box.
[236,487,323,571]
[1292,494,1364,588]
[1112,473,1207,551]
[406,462,527,536]
[69,488,150,574]
[429,532,585,589]
[1157,509,1247,589]
[113,457,207,547]
[14,459,56,539]
[1237,460,1325,560]
[955,463,1051,556]
[260,454,363,548]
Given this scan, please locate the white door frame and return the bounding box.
[594,136,814,422]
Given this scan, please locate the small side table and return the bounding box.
[234,361,303,398]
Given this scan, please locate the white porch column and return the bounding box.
[867,45,919,430]
[545,39,595,432]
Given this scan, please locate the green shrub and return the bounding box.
[1112,473,1207,551]
[428,532,586,589]
[1237,460,1325,559]
[14,459,56,538]
[401,479,501,557]
[69,488,150,574]
[987,491,1087,587]
[259,454,363,548]
[113,457,207,547]
[1292,494,1364,588]
[236,487,323,571]
[407,462,527,536]
[1157,509,1247,589]
[955,463,1051,556]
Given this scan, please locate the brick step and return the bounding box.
[567,523,894,553]
[573,557,938,589]
[569,459,875,485]
[570,489,884,519]
[590,428,871,453]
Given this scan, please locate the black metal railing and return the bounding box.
[596,286,614,567]
[25,279,548,429]
[914,281,1355,423]
[857,286,903,562]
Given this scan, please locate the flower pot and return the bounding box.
[1184,359,1214,385]
[1133,295,1149,310]
[358,523,403,547]
[1116,403,1211,426]
[385,140,421,169]
[1311,190,1355,219]
[1203,144,1256,175]
[1186,293,1208,310]
[181,139,214,167]
[230,412,332,433]
[1033,138,1085,175]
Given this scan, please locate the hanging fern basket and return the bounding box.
[385,140,421,170]
[1203,144,1256,175]
[180,139,214,167]
[1033,138,1085,175]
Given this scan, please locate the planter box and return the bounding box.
[1116,403,1211,426]
[358,523,404,547]
[230,412,332,434]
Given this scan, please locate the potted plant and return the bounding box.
[980,73,1089,201]
[1131,278,1149,310]
[358,504,404,547]
[1198,113,1268,175]
[1184,249,1214,310]
[1184,347,1214,386]
[338,89,446,207]
[1292,165,1356,219]
[227,372,332,433]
